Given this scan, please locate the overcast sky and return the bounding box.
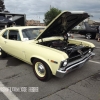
[4,0,100,22]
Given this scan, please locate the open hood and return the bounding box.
[36,11,89,40]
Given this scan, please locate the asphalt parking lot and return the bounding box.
[0,34,100,100]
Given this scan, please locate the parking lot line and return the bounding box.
[89,60,100,64]
[0,81,20,100]
[96,47,100,49]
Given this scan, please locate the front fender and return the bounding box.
[30,52,68,75]
[68,39,95,48]
[25,43,68,75]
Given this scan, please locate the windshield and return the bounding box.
[22,28,44,40]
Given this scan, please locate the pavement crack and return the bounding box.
[5,73,20,79]
[90,73,100,81]
[39,72,100,100]
[68,88,93,100]
[56,94,65,100]
[84,80,93,86]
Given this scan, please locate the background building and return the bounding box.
[26,20,45,26]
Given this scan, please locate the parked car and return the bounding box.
[0,11,95,81]
[79,22,98,39]
[71,22,98,39]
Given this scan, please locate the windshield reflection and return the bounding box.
[22,28,44,40]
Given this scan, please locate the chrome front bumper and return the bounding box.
[56,52,95,78]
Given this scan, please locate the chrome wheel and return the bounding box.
[35,62,46,78]
[33,59,52,81]
[85,33,92,39]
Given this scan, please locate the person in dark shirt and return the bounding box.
[97,26,100,42]
[11,22,16,27]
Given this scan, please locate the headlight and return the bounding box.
[89,48,91,53]
[59,60,68,69]
[63,60,67,67]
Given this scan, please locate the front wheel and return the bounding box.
[33,59,52,81]
[85,33,92,39]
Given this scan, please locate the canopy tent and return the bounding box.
[0,16,13,25]
[0,12,26,26]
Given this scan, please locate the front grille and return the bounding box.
[81,47,89,55]
[68,47,89,63]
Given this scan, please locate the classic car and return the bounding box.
[0,11,95,81]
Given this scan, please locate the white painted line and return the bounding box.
[96,47,100,49]
[89,60,100,64]
[0,81,20,100]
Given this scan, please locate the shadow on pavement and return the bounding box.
[0,54,24,67]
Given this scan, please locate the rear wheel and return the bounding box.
[33,59,52,81]
[0,49,7,58]
[85,33,92,39]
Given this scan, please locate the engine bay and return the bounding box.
[38,38,90,63]
[38,39,85,55]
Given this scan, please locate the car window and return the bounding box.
[22,28,44,40]
[8,30,21,41]
[81,24,86,29]
[2,30,8,39]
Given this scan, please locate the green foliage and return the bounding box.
[44,7,61,25]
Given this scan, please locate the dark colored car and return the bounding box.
[72,22,98,39]
[79,22,98,39]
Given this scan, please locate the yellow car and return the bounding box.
[0,11,95,81]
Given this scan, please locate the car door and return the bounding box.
[4,29,25,60]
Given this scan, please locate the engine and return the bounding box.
[49,40,67,50]
[38,39,90,63]
[38,39,77,54]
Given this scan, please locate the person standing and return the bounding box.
[13,22,16,26]
[11,22,16,27]
[98,26,100,42]
[97,26,100,42]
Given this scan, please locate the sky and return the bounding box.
[4,0,100,23]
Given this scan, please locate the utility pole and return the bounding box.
[50,5,51,10]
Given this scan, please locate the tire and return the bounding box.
[1,49,7,58]
[85,33,92,39]
[33,59,52,81]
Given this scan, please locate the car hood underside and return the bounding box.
[36,11,89,40]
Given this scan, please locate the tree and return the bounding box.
[44,7,61,25]
[0,0,5,12]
